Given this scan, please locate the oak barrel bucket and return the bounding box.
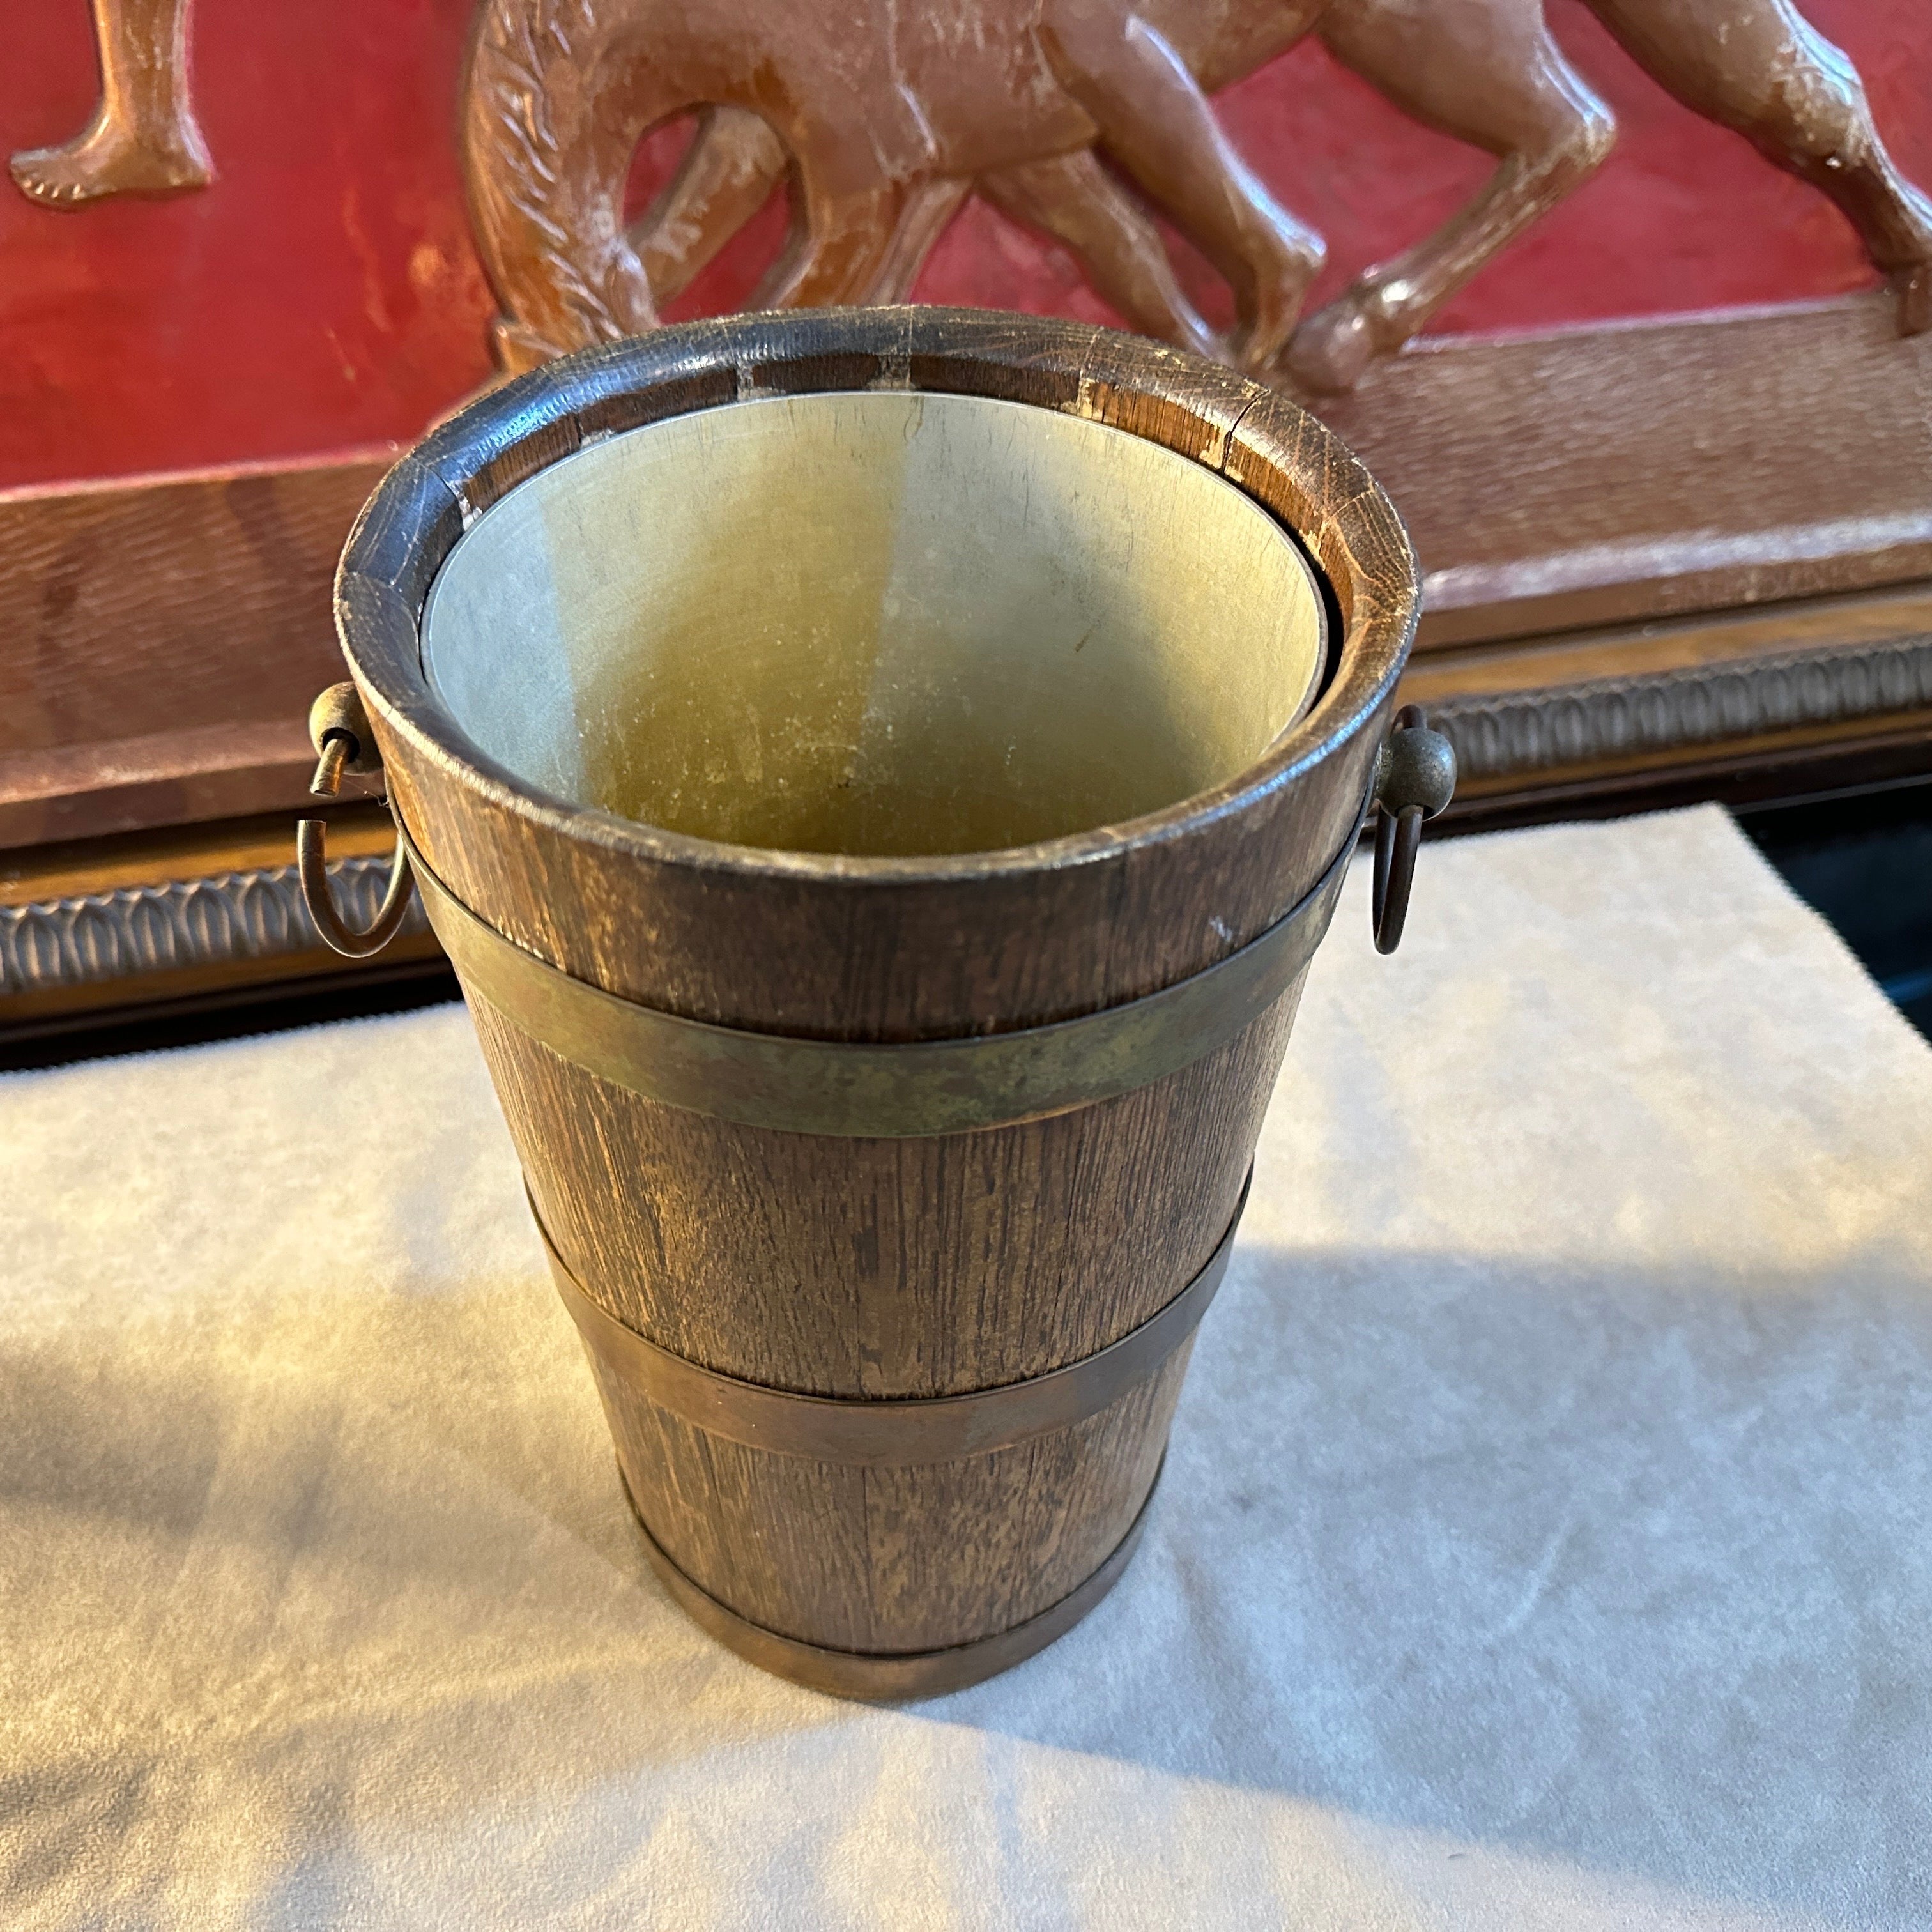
[325,308,1423,1699]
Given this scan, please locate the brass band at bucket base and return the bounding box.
[535,1171,1248,1465]
[620,1455,1163,1702]
[401,806,1362,1139]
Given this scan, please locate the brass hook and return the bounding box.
[1370,703,1456,954]
[296,682,417,960]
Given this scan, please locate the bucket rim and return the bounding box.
[334,305,1418,889]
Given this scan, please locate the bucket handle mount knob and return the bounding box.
[296,681,417,960]
[1371,704,1456,955]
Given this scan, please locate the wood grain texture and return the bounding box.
[348,310,1410,1041]
[332,307,1411,1666]
[487,1004,1282,1646]
[0,452,392,847]
[346,310,1422,1670]
[1328,293,1932,648]
[1407,582,1932,706]
[471,994,1300,1394]
[595,1346,1188,1653]
[9,295,1926,862]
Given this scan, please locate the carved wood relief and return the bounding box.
[39,0,1914,395]
[461,0,1932,389]
[12,3,1928,406]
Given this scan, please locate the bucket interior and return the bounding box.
[422,390,1327,858]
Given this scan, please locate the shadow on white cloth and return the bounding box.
[3,806,1929,1930]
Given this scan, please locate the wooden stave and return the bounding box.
[463,885,1301,1658]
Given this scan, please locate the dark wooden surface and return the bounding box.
[353,312,1409,1039]
[1411,576,1932,824]
[1330,293,1932,648]
[491,1000,1286,1650]
[4,294,1926,872]
[0,452,391,848]
[334,308,1415,1664]
[596,1342,1190,1654]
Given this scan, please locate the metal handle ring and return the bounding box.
[1371,703,1457,955]
[296,681,417,960]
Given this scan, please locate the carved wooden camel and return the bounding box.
[463,0,1932,392]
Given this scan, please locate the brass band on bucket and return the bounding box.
[401,806,1362,1139]
[620,1457,1162,1702]
[533,1171,1248,1466]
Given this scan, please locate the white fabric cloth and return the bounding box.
[4,804,1930,1931]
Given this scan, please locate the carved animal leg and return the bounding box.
[625,112,939,312]
[11,0,213,206]
[981,150,1220,359]
[1287,0,1615,394]
[631,107,790,307]
[1036,4,1325,371]
[864,179,974,303]
[758,181,904,309]
[1587,0,1932,336]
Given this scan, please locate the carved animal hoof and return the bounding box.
[1282,296,1380,396]
[10,116,213,208]
[1894,262,1932,338]
[1229,305,1298,378]
[1229,245,1324,376]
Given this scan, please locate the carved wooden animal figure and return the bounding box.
[463,0,1932,392]
[12,0,212,206]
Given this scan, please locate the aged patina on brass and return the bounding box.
[620,1457,1166,1703]
[535,1174,1248,1464]
[305,695,1445,997]
[399,820,1360,1137]
[307,309,1434,1700]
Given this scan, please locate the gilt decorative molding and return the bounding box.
[1429,631,1932,785]
[0,853,427,1000]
